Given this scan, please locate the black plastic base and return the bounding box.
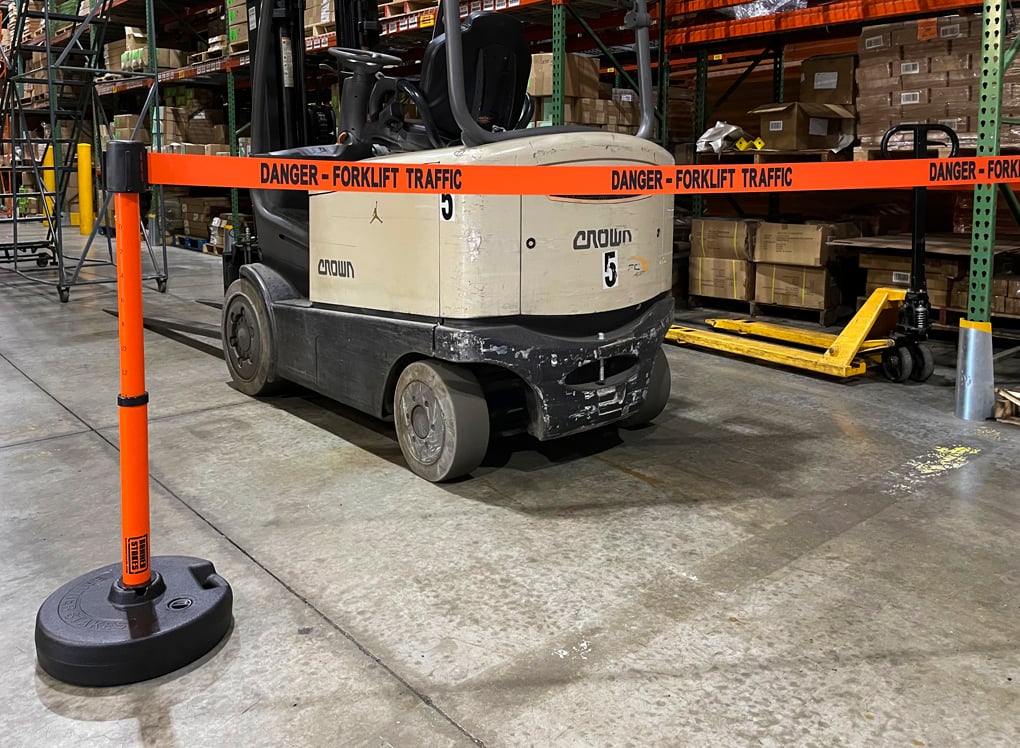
[35,555,233,687]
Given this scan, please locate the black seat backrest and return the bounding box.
[419,11,531,142]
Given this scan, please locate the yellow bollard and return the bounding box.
[42,145,56,223]
[77,143,93,235]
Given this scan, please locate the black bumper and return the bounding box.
[434,296,674,440]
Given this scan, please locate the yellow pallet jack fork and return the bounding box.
[667,287,906,378]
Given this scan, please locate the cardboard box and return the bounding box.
[749,102,856,150]
[866,280,949,307]
[204,143,232,155]
[754,221,860,266]
[856,61,895,83]
[858,27,894,55]
[528,53,600,99]
[124,26,147,51]
[104,39,127,70]
[800,54,857,106]
[860,252,968,278]
[950,287,969,309]
[866,268,953,292]
[167,142,205,155]
[689,257,754,301]
[1004,296,1020,315]
[112,114,141,130]
[228,23,248,45]
[756,264,839,310]
[690,218,759,260]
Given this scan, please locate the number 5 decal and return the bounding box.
[603,250,618,289]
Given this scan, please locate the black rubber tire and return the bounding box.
[157,279,168,293]
[221,277,283,396]
[58,287,69,303]
[908,342,935,382]
[393,360,490,482]
[621,346,672,428]
[36,252,49,267]
[880,346,914,383]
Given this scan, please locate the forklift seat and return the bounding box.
[418,11,531,142]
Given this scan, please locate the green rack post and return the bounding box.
[551,0,567,126]
[957,0,1006,419]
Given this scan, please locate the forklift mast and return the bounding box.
[247,0,379,155]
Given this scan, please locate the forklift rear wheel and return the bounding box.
[880,346,914,383]
[222,277,282,396]
[908,342,935,382]
[394,360,489,482]
[621,346,671,428]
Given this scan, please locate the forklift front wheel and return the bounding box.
[908,343,935,382]
[393,360,490,482]
[222,277,283,396]
[880,346,914,383]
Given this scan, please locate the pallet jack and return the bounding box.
[668,124,959,383]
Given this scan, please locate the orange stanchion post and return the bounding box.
[34,141,233,687]
[114,176,152,589]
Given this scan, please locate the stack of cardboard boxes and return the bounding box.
[688,218,758,302]
[861,253,958,309]
[304,0,335,31]
[227,0,251,51]
[747,54,857,151]
[688,217,860,311]
[854,14,996,148]
[527,53,641,134]
[753,222,858,310]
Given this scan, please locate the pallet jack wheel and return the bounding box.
[157,278,168,293]
[880,346,914,383]
[908,342,935,382]
[394,360,490,482]
[222,277,283,396]
[621,346,671,428]
[58,286,69,303]
[35,252,49,267]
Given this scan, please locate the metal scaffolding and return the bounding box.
[0,0,167,302]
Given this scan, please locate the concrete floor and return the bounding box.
[1,240,1019,747]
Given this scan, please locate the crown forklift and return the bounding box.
[221,0,675,481]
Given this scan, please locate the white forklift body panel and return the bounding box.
[308,132,674,319]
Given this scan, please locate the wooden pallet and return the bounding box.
[689,295,848,327]
[699,148,851,164]
[995,388,1020,425]
[188,48,224,65]
[203,242,224,256]
[228,39,249,55]
[304,21,336,37]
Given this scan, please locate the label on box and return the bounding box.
[808,118,829,136]
[813,72,839,90]
[901,91,922,105]
[939,23,963,38]
[892,271,910,284]
[901,61,921,75]
[917,18,938,41]
[864,35,885,50]
[769,119,784,132]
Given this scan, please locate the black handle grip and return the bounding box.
[880,123,960,159]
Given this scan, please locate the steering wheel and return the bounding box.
[328,47,402,73]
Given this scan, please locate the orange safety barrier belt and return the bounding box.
[147,151,1020,194]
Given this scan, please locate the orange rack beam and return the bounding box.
[666,0,981,46]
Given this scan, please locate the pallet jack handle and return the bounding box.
[880,124,959,338]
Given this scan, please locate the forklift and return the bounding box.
[221,0,676,481]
